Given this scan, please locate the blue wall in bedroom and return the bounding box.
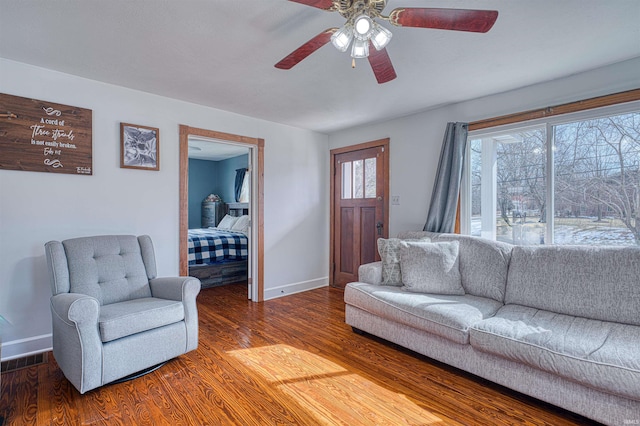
[218,154,249,203]
[188,154,248,228]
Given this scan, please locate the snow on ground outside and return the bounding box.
[470,216,637,246]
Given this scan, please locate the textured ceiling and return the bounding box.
[1,0,639,133]
[188,138,249,161]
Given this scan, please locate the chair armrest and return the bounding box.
[50,293,102,393]
[358,261,383,285]
[51,293,100,325]
[149,276,201,302]
[150,276,201,352]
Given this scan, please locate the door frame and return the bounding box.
[329,138,390,287]
[179,125,265,302]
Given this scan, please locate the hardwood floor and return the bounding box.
[0,284,600,425]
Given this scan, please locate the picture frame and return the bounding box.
[120,122,159,171]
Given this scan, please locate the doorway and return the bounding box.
[179,125,264,302]
[330,138,389,289]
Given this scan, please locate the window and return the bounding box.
[341,157,377,199]
[238,172,250,203]
[462,101,640,246]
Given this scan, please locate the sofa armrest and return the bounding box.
[149,276,201,351]
[358,261,383,285]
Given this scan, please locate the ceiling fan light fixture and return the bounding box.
[331,24,353,52]
[351,38,369,58]
[353,15,374,40]
[370,23,392,50]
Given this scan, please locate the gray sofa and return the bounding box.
[344,231,640,425]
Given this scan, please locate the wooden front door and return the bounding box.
[331,139,389,288]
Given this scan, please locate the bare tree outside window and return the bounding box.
[468,110,640,246]
[554,112,640,245]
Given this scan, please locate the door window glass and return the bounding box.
[353,160,364,198]
[365,157,377,198]
[342,157,377,199]
[341,161,352,199]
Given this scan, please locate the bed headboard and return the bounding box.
[227,202,249,217]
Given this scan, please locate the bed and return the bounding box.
[187,227,248,288]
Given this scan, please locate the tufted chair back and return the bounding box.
[46,235,157,305]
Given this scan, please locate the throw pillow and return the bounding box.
[399,240,465,295]
[377,238,403,286]
[217,214,239,230]
[377,237,430,286]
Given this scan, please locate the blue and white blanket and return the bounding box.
[188,228,248,266]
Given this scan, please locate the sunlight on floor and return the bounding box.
[228,344,445,425]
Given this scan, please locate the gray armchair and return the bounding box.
[45,235,201,394]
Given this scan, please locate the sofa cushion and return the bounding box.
[506,245,640,326]
[345,282,503,345]
[470,304,640,401]
[399,232,512,302]
[99,297,185,343]
[399,241,465,295]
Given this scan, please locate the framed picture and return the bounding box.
[120,123,159,171]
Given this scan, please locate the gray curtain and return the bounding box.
[234,168,247,202]
[423,122,469,233]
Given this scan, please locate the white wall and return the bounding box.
[0,58,329,360]
[328,57,640,237]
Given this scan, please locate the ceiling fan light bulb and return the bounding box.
[353,15,374,40]
[351,38,369,58]
[331,25,353,52]
[371,24,392,50]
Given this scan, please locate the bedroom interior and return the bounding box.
[186,138,251,290]
[1,1,639,425]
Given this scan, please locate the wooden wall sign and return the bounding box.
[0,93,92,175]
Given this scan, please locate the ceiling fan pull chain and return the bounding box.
[352,58,356,68]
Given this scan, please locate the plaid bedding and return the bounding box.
[188,228,248,266]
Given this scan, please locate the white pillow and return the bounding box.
[231,215,250,234]
[399,240,464,295]
[217,214,239,230]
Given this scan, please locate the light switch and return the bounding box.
[391,196,400,205]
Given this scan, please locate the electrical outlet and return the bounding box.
[391,196,400,205]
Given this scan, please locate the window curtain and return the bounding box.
[234,168,247,202]
[423,122,469,233]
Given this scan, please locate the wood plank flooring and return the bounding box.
[0,284,600,425]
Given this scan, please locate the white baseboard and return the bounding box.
[263,277,329,301]
[1,334,52,361]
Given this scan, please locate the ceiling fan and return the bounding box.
[275,0,498,84]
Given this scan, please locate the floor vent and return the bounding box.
[1,352,48,373]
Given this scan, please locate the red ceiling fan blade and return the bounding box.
[367,43,397,84]
[389,8,498,33]
[288,0,336,10]
[275,28,338,70]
